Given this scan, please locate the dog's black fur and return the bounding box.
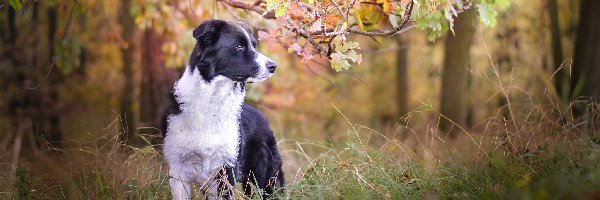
[162,20,284,199]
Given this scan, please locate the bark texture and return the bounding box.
[572,0,600,99]
[439,9,477,137]
[119,0,137,145]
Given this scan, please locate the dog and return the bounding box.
[162,20,284,200]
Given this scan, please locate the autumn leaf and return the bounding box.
[330,54,351,72]
[265,0,288,18]
[357,5,383,26]
[289,3,307,20]
[354,10,365,30]
[329,35,361,71]
[383,0,392,14]
[430,0,437,12]
[258,30,279,51]
[289,43,303,54]
[325,15,341,28]
[309,18,322,33]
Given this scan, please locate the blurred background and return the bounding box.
[1,0,599,198]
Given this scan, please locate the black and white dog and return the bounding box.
[162,20,284,199]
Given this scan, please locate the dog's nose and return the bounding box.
[266,61,277,73]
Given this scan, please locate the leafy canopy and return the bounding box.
[4,0,509,71]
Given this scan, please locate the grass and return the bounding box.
[1,102,599,199]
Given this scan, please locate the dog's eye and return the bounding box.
[235,45,245,51]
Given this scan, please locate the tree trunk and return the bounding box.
[139,28,179,145]
[572,0,600,100]
[43,5,63,152]
[396,36,409,120]
[119,0,136,146]
[549,0,567,102]
[439,9,477,137]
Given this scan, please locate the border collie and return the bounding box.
[162,20,284,199]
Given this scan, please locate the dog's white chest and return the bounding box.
[164,114,240,181]
[164,73,245,183]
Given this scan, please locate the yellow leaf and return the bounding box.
[357,5,382,25]
[354,10,365,30]
[383,0,392,13]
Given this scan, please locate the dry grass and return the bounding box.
[1,98,599,199]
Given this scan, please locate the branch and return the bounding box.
[24,0,78,90]
[347,0,414,36]
[217,0,415,59]
[218,0,276,19]
[294,26,330,54]
[218,0,415,38]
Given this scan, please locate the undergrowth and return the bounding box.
[1,102,599,199]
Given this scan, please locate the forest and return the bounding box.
[1,0,599,199]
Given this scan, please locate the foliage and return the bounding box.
[4,0,599,199]
[0,0,508,72]
[3,0,509,71]
[330,35,362,71]
[477,0,510,27]
[255,0,510,70]
[8,0,22,11]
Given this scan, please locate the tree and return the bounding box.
[42,4,64,152]
[139,28,179,145]
[119,0,137,145]
[439,8,477,137]
[548,0,567,102]
[396,36,409,119]
[572,0,600,101]
[0,0,511,152]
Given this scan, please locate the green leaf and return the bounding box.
[354,10,365,30]
[275,5,286,17]
[477,3,498,27]
[345,50,361,63]
[341,41,359,52]
[330,58,351,72]
[495,0,510,9]
[357,5,382,25]
[8,0,22,11]
[265,0,287,18]
[330,35,361,71]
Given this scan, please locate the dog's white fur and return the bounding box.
[164,71,245,199]
[164,24,275,199]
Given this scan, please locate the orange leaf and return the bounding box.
[289,3,306,20]
[383,0,392,13]
[324,15,340,27]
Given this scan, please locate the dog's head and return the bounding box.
[189,20,276,83]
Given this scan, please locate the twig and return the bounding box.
[24,0,78,90]
[20,0,30,16]
[347,0,414,37]
[218,0,275,19]
[218,0,415,38]
[217,0,415,60]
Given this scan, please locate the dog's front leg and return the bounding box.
[170,172,192,200]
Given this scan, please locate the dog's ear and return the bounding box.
[193,20,225,47]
